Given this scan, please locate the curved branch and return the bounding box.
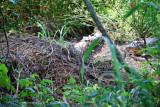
[83,0,140,76]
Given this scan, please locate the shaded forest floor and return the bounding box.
[0,26,155,102]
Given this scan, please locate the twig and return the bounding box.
[0,6,9,61]
[16,68,23,97]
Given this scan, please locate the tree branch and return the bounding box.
[0,6,9,61]
[83,0,139,75]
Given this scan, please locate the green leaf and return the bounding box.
[88,92,97,99]
[123,5,141,20]
[18,79,30,87]
[9,0,20,4]
[63,90,71,96]
[30,73,39,80]
[25,87,35,92]
[40,79,53,85]
[46,103,60,107]
[76,96,83,102]
[60,104,68,107]
[21,92,29,97]
[0,75,11,90]
[84,103,92,106]
[4,101,18,107]
[83,38,100,61]
[5,78,11,90]
[43,89,47,94]
[81,58,84,83]
[0,64,8,74]
[11,86,16,92]
[37,84,42,88]
[69,76,76,84]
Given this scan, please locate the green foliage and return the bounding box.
[63,66,160,106]
[0,63,15,91]
[0,73,63,106]
[123,4,141,20]
[37,22,48,40]
[123,0,159,38]
[55,24,72,45]
[83,38,101,61]
[81,38,101,83]
[123,0,160,80]
[17,74,58,106]
[1,0,94,34]
[63,77,159,106]
[37,22,71,47]
[0,64,16,106]
[69,76,76,85]
[63,80,101,106]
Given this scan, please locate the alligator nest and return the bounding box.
[0,36,113,87]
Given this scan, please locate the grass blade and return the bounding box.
[123,5,141,20]
[83,38,100,61]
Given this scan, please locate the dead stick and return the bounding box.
[0,6,9,60]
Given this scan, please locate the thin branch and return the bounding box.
[0,6,9,61]
[83,0,140,76]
